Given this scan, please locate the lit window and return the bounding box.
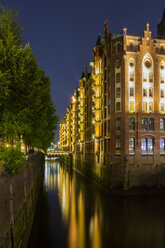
[129,117,135,130]
[130,87,134,96]
[149,102,153,112]
[161,77,164,84]
[146,38,150,46]
[116,136,120,150]
[116,88,120,98]
[161,89,164,98]
[129,137,135,153]
[141,138,147,151]
[143,73,147,82]
[141,138,154,152]
[149,73,153,82]
[130,73,134,82]
[160,138,165,152]
[143,102,147,111]
[160,118,165,131]
[161,103,165,112]
[116,118,120,131]
[116,73,121,83]
[148,138,153,151]
[149,88,153,97]
[130,102,134,111]
[143,88,147,97]
[116,102,120,111]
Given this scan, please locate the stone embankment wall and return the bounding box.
[0,152,45,248]
[61,154,165,193]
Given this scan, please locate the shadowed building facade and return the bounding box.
[60,10,165,167]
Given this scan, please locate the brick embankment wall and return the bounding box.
[60,153,165,194]
[0,152,45,248]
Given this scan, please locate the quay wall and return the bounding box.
[60,153,165,193]
[0,152,45,248]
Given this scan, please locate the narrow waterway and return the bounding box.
[28,159,165,248]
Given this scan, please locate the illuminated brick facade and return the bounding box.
[60,10,165,166]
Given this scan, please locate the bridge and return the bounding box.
[46,150,72,158]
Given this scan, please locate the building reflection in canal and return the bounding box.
[29,159,165,248]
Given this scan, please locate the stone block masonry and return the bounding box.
[0,152,45,248]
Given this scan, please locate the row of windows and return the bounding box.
[143,88,153,97]
[116,117,165,131]
[116,137,165,153]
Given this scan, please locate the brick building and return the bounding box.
[60,10,165,166]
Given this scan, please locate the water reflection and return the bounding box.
[29,160,165,248]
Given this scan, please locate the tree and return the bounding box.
[0,4,59,151]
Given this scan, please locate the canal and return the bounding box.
[28,159,165,248]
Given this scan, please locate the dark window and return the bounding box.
[116,136,120,150]
[104,108,106,119]
[108,119,110,134]
[116,73,121,83]
[130,87,134,96]
[142,117,148,130]
[116,118,120,131]
[161,89,164,98]
[104,82,107,92]
[116,102,120,111]
[149,118,154,131]
[143,88,147,97]
[160,46,165,55]
[149,88,153,97]
[130,43,134,51]
[116,43,121,53]
[129,117,135,130]
[104,121,107,136]
[116,88,120,97]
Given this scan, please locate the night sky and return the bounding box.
[1,0,165,141]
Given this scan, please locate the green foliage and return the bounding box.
[0,146,27,175]
[0,4,59,151]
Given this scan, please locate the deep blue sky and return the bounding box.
[1,0,165,141]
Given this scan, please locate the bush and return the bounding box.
[0,146,27,175]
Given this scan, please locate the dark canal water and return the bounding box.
[28,159,165,248]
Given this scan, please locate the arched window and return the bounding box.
[142,117,148,130]
[149,88,153,97]
[149,118,154,131]
[129,117,135,130]
[160,138,165,153]
[160,118,165,131]
[129,137,135,153]
[141,138,154,153]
